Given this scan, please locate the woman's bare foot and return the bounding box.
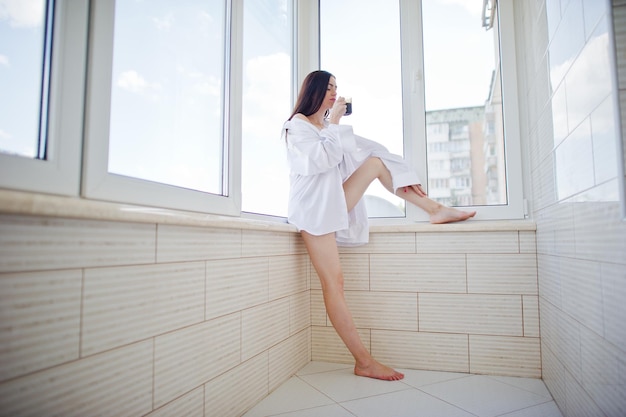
[429,206,476,224]
[354,360,404,381]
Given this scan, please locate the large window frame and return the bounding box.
[1,0,524,222]
[0,0,87,196]
[83,0,242,215]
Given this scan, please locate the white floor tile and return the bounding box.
[242,377,334,417]
[489,375,553,399]
[269,404,356,417]
[296,361,352,376]
[298,368,408,403]
[341,388,476,417]
[498,401,564,417]
[243,362,563,417]
[399,368,470,388]
[419,375,551,417]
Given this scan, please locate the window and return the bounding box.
[320,0,406,218]
[1,0,523,221]
[422,0,522,216]
[318,0,523,220]
[0,0,87,195]
[241,0,292,217]
[84,0,240,214]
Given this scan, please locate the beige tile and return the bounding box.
[0,269,81,381]
[345,291,418,331]
[206,257,268,320]
[580,326,626,417]
[154,313,241,408]
[0,215,156,273]
[0,341,152,416]
[269,329,311,391]
[600,261,626,347]
[290,291,311,334]
[523,295,540,337]
[416,231,520,253]
[537,254,563,308]
[269,254,309,300]
[371,330,469,373]
[242,230,291,257]
[242,298,290,361]
[147,387,204,417]
[519,231,537,254]
[82,262,205,356]
[205,352,269,417]
[467,254,538,295]
[310,253,369,291]
[310,289,327,326]
[419,293,523,336]
[340,232,415,253]
[156,224,241,263]
[370,253,466,293]
[290,232,308,255]
[311,326,369,364]
[469,335,541,378]
[559,257,604,336]
[572,202,626,264]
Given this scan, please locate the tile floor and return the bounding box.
[243,362,564,417]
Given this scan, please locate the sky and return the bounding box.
[1,0,497,217]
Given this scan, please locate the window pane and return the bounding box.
[422,1,507,206]
[0,0,51,159]
[320,0,405,217]
[108,0,226,194]
[241,0,291,216]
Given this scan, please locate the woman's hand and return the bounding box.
[404,184,427,197]
[328,96,347,124]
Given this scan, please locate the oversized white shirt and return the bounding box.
[283,116,421,246]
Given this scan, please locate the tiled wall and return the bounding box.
[514,0,626,416]
[0,214,310,416]
[311,228,541,378]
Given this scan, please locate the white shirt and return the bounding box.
[283,117,420,246]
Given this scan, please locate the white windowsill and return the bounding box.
[0,189,535,233]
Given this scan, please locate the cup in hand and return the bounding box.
[344,97,352,116]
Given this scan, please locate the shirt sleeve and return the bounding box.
[286,119,357,176]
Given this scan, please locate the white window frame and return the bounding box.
[310,0,524,222]
[402,0,524,222]
[82,0,243,216]
[0,0,88,196]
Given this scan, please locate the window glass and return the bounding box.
[0,0,51,159]
[320,0,405,217]
[241,0,291,216]
[107,0,226,194]
[422,1,507,206]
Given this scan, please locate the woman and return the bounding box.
[283,70,475,381]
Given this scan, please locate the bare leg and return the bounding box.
[301,231,404,381]
[343,157,476,223]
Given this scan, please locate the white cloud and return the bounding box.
[439,0,483,17]
[0,128,11,139]
[0,0,44,28]
[151,13,173,31]
[0,54,8,66]
[117,70,161,94]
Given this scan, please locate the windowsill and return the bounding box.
[0,189,535,232]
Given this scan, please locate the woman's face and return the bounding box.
[321,76,338,111]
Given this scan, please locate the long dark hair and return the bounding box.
[288,70,333,121]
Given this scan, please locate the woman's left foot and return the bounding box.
[430,206,476,224]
